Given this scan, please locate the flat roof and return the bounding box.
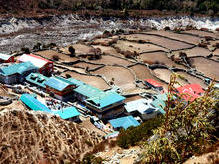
[109,116,140,130]
[45,76,74,91]
[53,106,80,119]
[145,79,162,88]
[20,94,51,113]
[19,54,52,68]
[0,62,37,76]
[26,73,49,88]
[74,83,103,98]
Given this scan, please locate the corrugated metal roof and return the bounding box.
[86,91,125,109]
[74,83,103,98]
[145,79,162,87]
[0,53,12,60]
[0,62,37,76]
[26,73,49,88]
[45,76,74,91]
[125,98,155,114]
[67,78,85,86]
[53,106,80,119]
[20,94,51,113]
[151,99,166,114]
[109,116,140,130]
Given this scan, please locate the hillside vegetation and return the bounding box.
[0,0,218,16]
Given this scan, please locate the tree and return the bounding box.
[142,74,217,163]
[68,46,75,57]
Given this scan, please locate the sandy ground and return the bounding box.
[190,57,219,80]
[183,30,219,39]
[62,71,110,90]
[85,54,132,66]
[139,52,186,69]
[93,65,136,91]
[178,47,211,57]
[73,61,103,70]
[114,40,167,53]
[93,45,125,58]
[35,50,79,63]
[144,30,201,45]
[121,34,193,50]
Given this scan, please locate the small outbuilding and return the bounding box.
[20,94,51,113]
[0,53,14,63]
[0,62,37,84]
[25,73,49,89]
[109,116,140,130]
[19,54,53,76]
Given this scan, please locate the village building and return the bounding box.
[25,73,49,90]
[125,98,162,121]
[0,53,15,63]
[176,84,204,101]
[72,80,126,119]
[44,76,77,101]
[19,54,53,76]
[144,79,164,91]
[53,106,80,122]
[0,62,38,84]
[151,93,168,114]
[108,115,140,130]
[20,94,52,113]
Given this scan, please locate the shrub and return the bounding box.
[82,153,103,164]
[21,47,30,54]
[65,74,71,78]
[198,42,208,48]
[52,55,60,61]
[68,46,75,57]
[164,26,171,31]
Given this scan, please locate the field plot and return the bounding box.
[73,61,103,71]
[213,49,219,56]
[35,50,79,63]
[92,45,124,58]
[179,47,211,57]
[190,57,219,80]
[174,71,207,88]
[153,68,188,86]
[121,34,193,50]
[124,95,142,103]
[85,55,132,66]
[93,66,136,91]
[60,44,95,56]
[183,30,219,39]
[91,36,118,46]
[139,52,186,69]
[113,40,167,54]
[62,71,110,90]
[144,30,200,45]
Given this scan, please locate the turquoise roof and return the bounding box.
[20,94,51,113]
[151,99,166,114]
[109,116,140,130]
[0,62,37,76]
[45,76,74,91]
[74,83,103,98]
[53,106,80,119]
[154,93,168,101]
[85,91,125,109]
[68,78,85,86]
[26,73,49,88]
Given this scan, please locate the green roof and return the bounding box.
[74,83,103,98]
[0,62,37,76]
[151,99,166,114]
[20,94,51,113]
[53,106,80,119]
[26,73,49,88]
[85,91,125,109]
[45,76,74,91]
[68,78,85,86]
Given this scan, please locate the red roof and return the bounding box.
[144,79,162,88]
[176,84,204,101]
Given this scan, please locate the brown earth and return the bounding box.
[182,30,219,39]
[0,109,103,163]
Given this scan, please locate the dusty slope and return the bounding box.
[0,109,103,163]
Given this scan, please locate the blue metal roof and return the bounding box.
[20,94,51,113]
[74,83,103,98]
[26,73,49,88]
[0,62,37,76]
[85,91,125,109]
[67,78,85,86]
[44,76,74,91]
[151,99,166,114]
[109,116,140,130]
[53,106,80,119]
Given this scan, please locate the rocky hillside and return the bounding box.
[0,109,103,163]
